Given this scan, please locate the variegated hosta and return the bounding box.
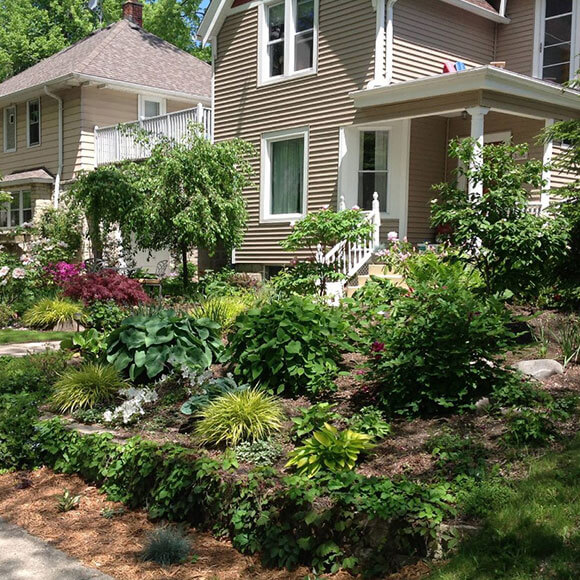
[286,423,374,477]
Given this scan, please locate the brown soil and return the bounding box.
[0,469,431,580]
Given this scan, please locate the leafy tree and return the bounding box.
[66,165,142,261]
[0,0,209,81]
[431,139,569,298]
[134,127,253,287]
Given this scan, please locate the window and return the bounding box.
[138,96,166,119]
[0,191,32,228]
[539,0,579,84]
[261,0,318,83]
[358,131,388,212]
[261,128,308,222]
[27,99,40,147]
[3,106,16,152]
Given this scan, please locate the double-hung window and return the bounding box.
[261,0,318,83]
[0,191,32,229]
[539,0,580,84]
[262,128,308,222]
[3,106,16,153]
[27,99,40,147]
[358,131,388,213]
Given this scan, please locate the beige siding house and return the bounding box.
[200,0,580,273]
[0,1,211,244]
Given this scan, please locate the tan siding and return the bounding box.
[407,117,448,244]
[551,144,578,190]
[215,0,376,264]
[0,88,82,183]
[392,0,495,83]
[167,99,196,113]
[496,0,536,76]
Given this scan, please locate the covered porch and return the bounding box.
[345,66,580,244]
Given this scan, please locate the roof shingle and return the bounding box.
[0,20,211,99]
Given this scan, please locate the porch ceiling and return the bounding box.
[350,66,580,122]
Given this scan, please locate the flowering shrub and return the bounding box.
[375,232,416,272]
[369,264,516,417]
[103,387,159,424]
[62,270,150,306]
[45,261,85,285]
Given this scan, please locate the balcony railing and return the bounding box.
[95,105,212,166]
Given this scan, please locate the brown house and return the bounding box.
[0,1,211,236]
[199,0,580,275]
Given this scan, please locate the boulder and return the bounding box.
[514,359,564,380]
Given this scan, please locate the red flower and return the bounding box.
[371,341,385,353]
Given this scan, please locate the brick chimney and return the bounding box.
[123,1,143,27]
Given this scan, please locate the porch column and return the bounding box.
[542,119,554,210]
[466,106,490,199]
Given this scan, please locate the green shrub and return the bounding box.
[459,479,515,519]
[0,351,68,396]
[60,328,107,362]
[51,363,127,413]
[23,298,84,329]
[190,295,252,333]
[286,423,374,477]
[425,431,487,478]
[195,388,284,446]
[106,310,222,383]
[228,296,354,397]
[348,407,391,440]
[141,527,191,567]
[369,269,515,417]
[291,403,342,441]
[0,303,17,327]
[0,393,39,469]
[234,439,282,466]
[503,408,558,447]
[85,300,128,332]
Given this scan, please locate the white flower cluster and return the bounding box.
[103,387,158,424]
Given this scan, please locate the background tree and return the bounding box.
[0,0,209,82]
[431,140,569,298]
[134,128,253,287]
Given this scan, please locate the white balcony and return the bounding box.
[94,105,212,166]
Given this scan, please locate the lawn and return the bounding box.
[0,329,74,345]
[430,435,580,580]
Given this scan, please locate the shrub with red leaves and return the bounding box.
[62,269,151,306]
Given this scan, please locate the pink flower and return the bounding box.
[0,266,9,278]
[371,341,385,353]
[12,268,26,279]
[387,231,399,242]
[352,205,360,211]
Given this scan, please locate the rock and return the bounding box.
[514,359,564,380]
[475,397,490,415]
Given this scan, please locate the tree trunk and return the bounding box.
[87,213,103,261]
[181,245,189,288]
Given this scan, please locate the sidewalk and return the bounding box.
[0,518,114,580]
[0,341,61,357]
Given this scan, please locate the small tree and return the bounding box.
[431,139,569,298]
[67,165,141,261]
[134,128,253,287]
[279,208,375,295]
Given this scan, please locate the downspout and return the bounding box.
[44,86,63,208]
[385,0,400,85]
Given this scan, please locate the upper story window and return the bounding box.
[27,99,40,147]
[260,0,318,84]
[0,191,32,229]
[261,127,309,222]
[540,0,579,84]
[3,106,16,153]
[138,95,166,119]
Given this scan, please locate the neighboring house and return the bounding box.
[199,0,580,276]
[0,0,211,265]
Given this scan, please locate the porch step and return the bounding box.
[368,263,387,276]
[357,273,406,288]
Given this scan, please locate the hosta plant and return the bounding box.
[51,363,127,413]
[60,328,107,362]
[286,423,374,477]
[57,489,81,512]
[23,298,84,329]
[195,387,285,446]
[106,310,222,382]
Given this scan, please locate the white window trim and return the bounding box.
[533,0,580,82]
[138,95,167,120]
[260,126,309,223]
[26,99,41,148]
[0,190,32,229]
[258,0,319,87]
[3,105,16,153]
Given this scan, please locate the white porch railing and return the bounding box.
[317,192,381,281]
[95,105,212,166]
[526,201,544,216]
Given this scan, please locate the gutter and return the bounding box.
[44,86,63,209]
